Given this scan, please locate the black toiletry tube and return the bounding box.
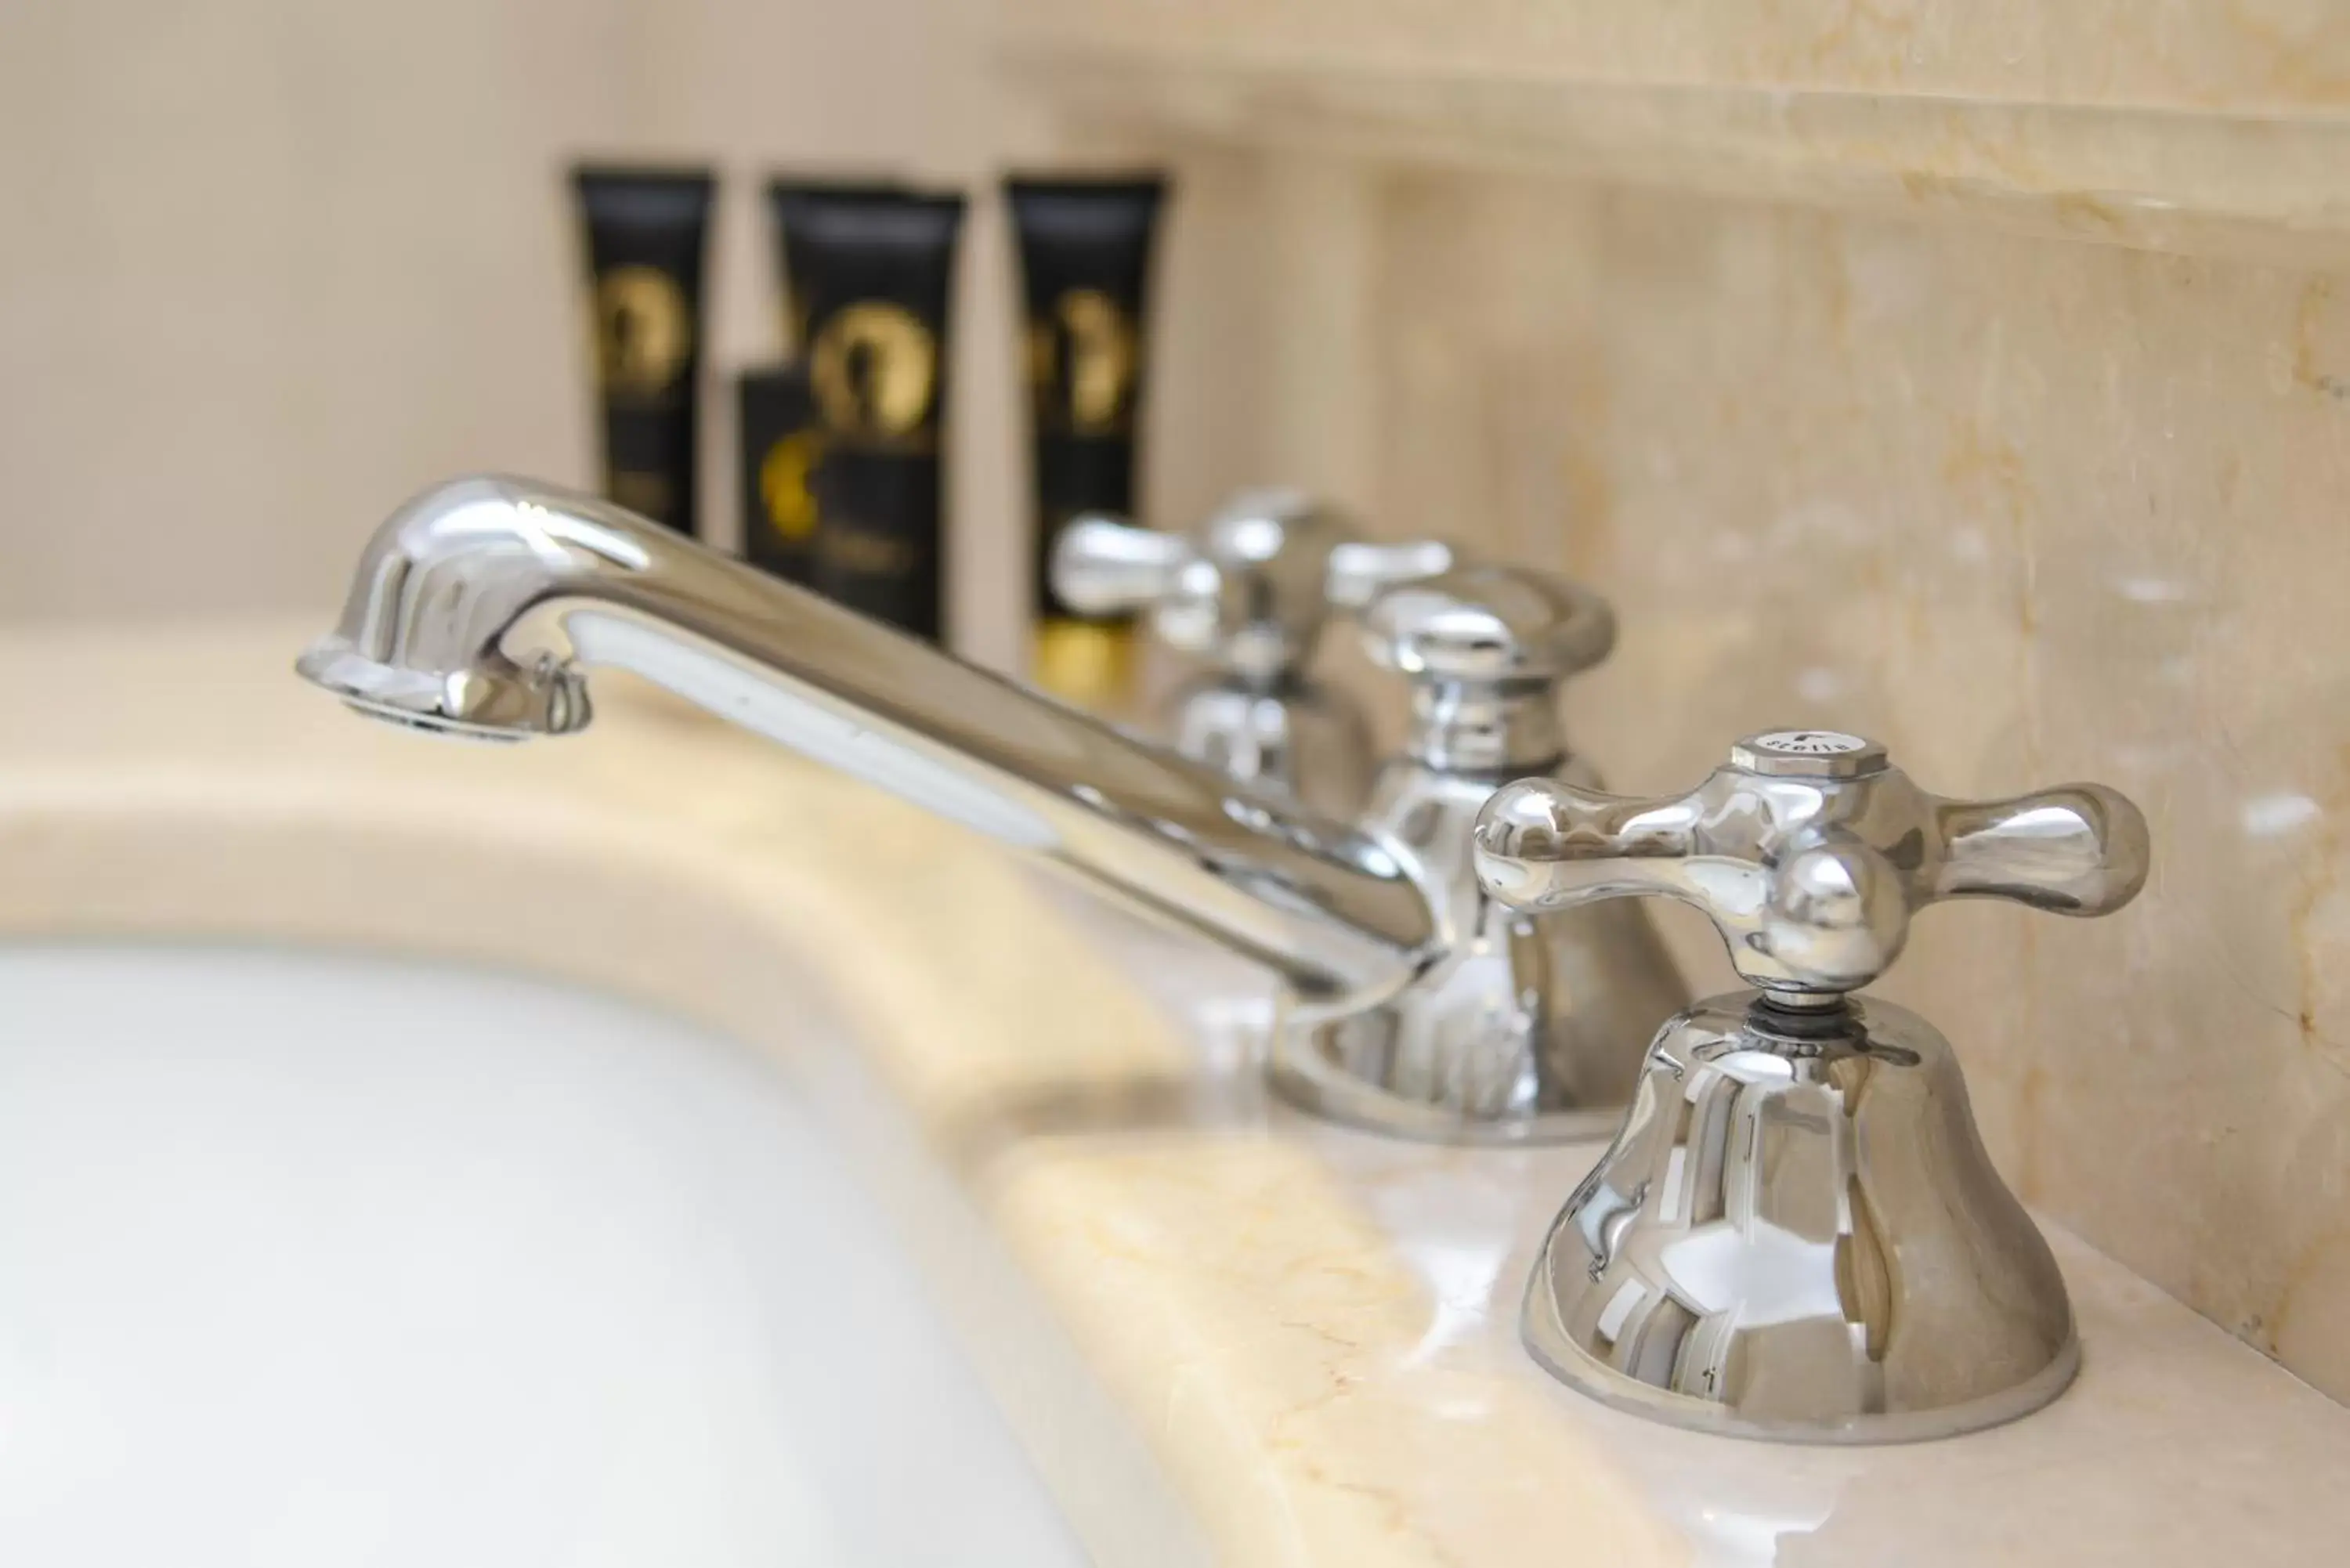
[738,367,824,585]
[571,165,714,537]
[766,182,965,641]
[1005,174,1168,709]
[762,175,905,358]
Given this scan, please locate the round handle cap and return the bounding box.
[1361,565,1615,685]
[1729,730,1891,780]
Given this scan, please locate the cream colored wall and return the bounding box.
[0,0,1058,670]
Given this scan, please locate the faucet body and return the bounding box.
[1283,750,1690,1137]
[1162,676,1372,822]
[302,476,1673,1140]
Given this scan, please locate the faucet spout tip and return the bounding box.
[295,634,589,742]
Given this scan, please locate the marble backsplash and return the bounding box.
[1122,147,2350,1404]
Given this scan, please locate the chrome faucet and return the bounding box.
[299,475,1683,1141]
[1050,490,1452,818]
[1280,565,1687,1140]
[1473,730,2150,1440]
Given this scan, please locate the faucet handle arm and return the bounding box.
[1051,489,1452,681]
[1473,730,2149,995]
[1050,513,1195,617]
[1470,774,1710,907]
[1933,784,2149,914]
[1325,539,1459,611]
[1360,565,1616,687]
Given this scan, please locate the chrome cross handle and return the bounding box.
[1361,565,1615,685]
[1053,490,1458,818]
[1471,729,2149,995]
[1269,562,1689,1140]
[1052,490,1452,684]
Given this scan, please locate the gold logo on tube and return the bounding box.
[757,429,824,544]
[1056,288,1137,434]
[593,266,693,397]
[810,302,939,440]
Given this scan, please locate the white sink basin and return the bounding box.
[0,944,1086,1568]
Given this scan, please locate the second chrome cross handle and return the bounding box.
[1470,729,2151,997]
[1051,490,1457,817]
[1051,491,1455,685]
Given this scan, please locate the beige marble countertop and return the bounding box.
[4,620,2348,1566]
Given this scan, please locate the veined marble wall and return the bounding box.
[1140,150,2350,1402]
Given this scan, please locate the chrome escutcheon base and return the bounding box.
[1522,991,2078,1443]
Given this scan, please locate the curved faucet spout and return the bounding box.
[298,475,1437,1003]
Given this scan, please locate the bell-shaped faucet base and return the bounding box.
[1524,992,2076,1442]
